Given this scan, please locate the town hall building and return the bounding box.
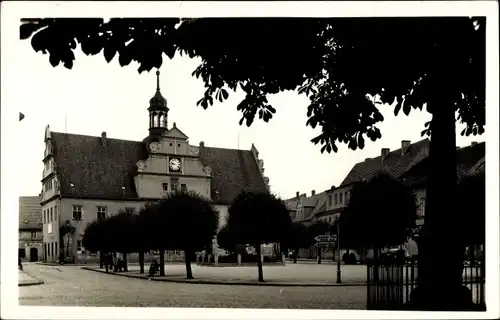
[40,71,270,263]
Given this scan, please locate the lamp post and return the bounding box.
[336,223,341,283]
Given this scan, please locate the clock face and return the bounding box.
[169,158,181,171]
[150,142,159,152]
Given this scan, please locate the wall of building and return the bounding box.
[19,230,43,262]
[54,198,147,262]
[325,185,351,212]
[134,174,211,199]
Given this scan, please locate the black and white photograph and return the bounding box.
[1,1,499,319]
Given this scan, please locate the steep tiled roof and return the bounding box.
[50,132,267,204]
[307,192,327,220]
[19,196,42,230]
[341,139,430,186]
[402,141,485,180]
[199,146,267,204]
[51,132,149,200]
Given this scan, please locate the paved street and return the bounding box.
[19,263,367,309]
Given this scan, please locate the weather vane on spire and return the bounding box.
[156,70,161,91]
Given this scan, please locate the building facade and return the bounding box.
[286,139,485,260]
[40,71,270,263]
[19,196,43,262]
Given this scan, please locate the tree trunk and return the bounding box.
[66,235,70,257]
[184,250,194,279]
[123,253,128,272]
[159,249,165,276]
[293,248,298,263]
[410,94,472,310]
[317,246,322,264]
[139,251,145,274]
[99,251,104,268]
[373,248,380,282]
[255,244,264,282]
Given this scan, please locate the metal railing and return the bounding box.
[366,257,485,310]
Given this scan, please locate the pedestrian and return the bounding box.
[18,255,23,271]
[104,253,111,272]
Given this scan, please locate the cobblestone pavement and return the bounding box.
[120,263,367,285]
[19,263,367,309]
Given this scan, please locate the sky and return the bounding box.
[5,27,485,201]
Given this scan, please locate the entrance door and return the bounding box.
[30,248,38,262]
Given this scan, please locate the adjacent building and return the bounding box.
[19,196,43,262]
[286,138,485,260]
[40,71,270,263]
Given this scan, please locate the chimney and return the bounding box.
[301,193,306,197]
[311,190,316,196]
[401,140,411,155]
[296,191,300,197]
[471,141,478,146]
[101,132,107,147]
[365,158,371,161]
[199,141,205,148]
[381,148,390,162]
[331,185,336,190]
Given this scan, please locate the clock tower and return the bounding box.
[148,70,169,136]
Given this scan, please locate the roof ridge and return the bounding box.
[51,131,142,144]
[205,145,251,152]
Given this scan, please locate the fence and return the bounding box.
[366,258,485,310]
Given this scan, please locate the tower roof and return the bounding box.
[148,70,168,111]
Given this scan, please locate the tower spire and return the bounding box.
[148,69,169,136]
[156,70,160,91]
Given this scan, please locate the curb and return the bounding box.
[19,280,45,287]
[81,267,367,287]
[19,270,44,287]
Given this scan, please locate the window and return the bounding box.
[418,198,425,216]
[339,193,343,205]
[328,195,332,206]
[54,205,58,221]
[162,183,169,191]
[44,179,53,192]
[77,240,84,253]
[48,223,52,234]
[55,242,58,256]
[72,205,83,220]
[171,178,179,191]
[97,206,107,220]
[181,184,187,191]
[19,248,26,259]
[31,231,37,240]
[50,207,53,222]
[43,210,46,224]
[334,194,338,206]
[51,242,54,257]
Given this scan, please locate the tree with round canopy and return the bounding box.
[155,190,219,279]
[226,191,291,282]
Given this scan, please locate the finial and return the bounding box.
[173,122,177,128]
[156,70,160,91]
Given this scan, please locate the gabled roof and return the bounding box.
[49,131,267,204]
[163,123,189,140]
[51,132,149,200]
[199,146,267,204]
[19,196,42,230]
[341,139,430,186]
[469,156,485,175]
[402,141,485,180]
